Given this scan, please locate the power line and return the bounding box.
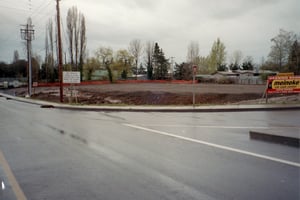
[0,5,29,13]
[1,0,67,68]
[30,1,56,27]
[0,1,54,51]
[32,10,56,35]
[28,0,32,12]
[30,0,53,19]
[0,1,27,7]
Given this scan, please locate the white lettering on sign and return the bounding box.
[63,71,81,83]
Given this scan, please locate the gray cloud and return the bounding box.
[0,0,299,64]
[210,0,281,20]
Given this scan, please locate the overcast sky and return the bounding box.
[0,0,299,64]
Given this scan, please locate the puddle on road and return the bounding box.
[102,112,126,121]
[46,124,88,145]
[70,134,88,144]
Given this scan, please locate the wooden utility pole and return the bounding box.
[20,18,34,97]
[56,0,64,102]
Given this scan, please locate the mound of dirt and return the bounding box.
[7,83,295,105]
[31,90,263,105]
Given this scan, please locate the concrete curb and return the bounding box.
[54,104,300,113]
[1,92,300,113]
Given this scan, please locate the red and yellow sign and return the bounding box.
[267,76,300,94]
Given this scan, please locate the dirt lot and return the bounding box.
[5,83,298,105]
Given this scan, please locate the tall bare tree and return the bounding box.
[44,19,55,82]
[79,14,86,80]
[268,29,296,70]
[48,19,54,63]
[95,47,113,65]
[187,41,200,65]
[95,46,114,82]
[67,8,74,67]
[145,41,154,79]
[67,6,86,75]
[128,39,143,79]
[73,7,79,68]
[230,50,243,66]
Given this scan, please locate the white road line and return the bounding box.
[123,123,300,168]
[133,124,300,129]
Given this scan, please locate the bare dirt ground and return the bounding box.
[4,83,300,105]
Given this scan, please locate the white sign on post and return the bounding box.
[63,71,81,83]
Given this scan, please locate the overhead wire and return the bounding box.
[30,1,57,52]
[0,5,28,13]
[0,0,55,50]
[30,0,53,19]
[1,0,70,62]
[30,0,55,28]
[35,16,71,63]
[0,0,27,8]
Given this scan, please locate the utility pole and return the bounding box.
[56,0,64,102]
[20,18,34,97]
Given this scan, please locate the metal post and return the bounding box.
[193,75,195,107]
[192,65,197,107]
[170,57,174,80]
[28,32,32,96]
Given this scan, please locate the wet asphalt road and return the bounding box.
[0,97,299,200]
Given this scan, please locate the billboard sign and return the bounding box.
[267,76,300,94]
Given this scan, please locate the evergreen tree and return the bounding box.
[145,41,154,80]
[174,62,192,80]
[152,43,169,80]
[147,61,153,80]
[241,61,254,70]
[138,63,146,74]
[217,64,227,71]
[229,63,239,71]
[13,50,19,63]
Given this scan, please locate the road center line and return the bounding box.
[133,124,300,129]
[0,150,27,200]
[123,123,300,168]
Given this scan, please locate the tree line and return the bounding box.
[84,41,170,82]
